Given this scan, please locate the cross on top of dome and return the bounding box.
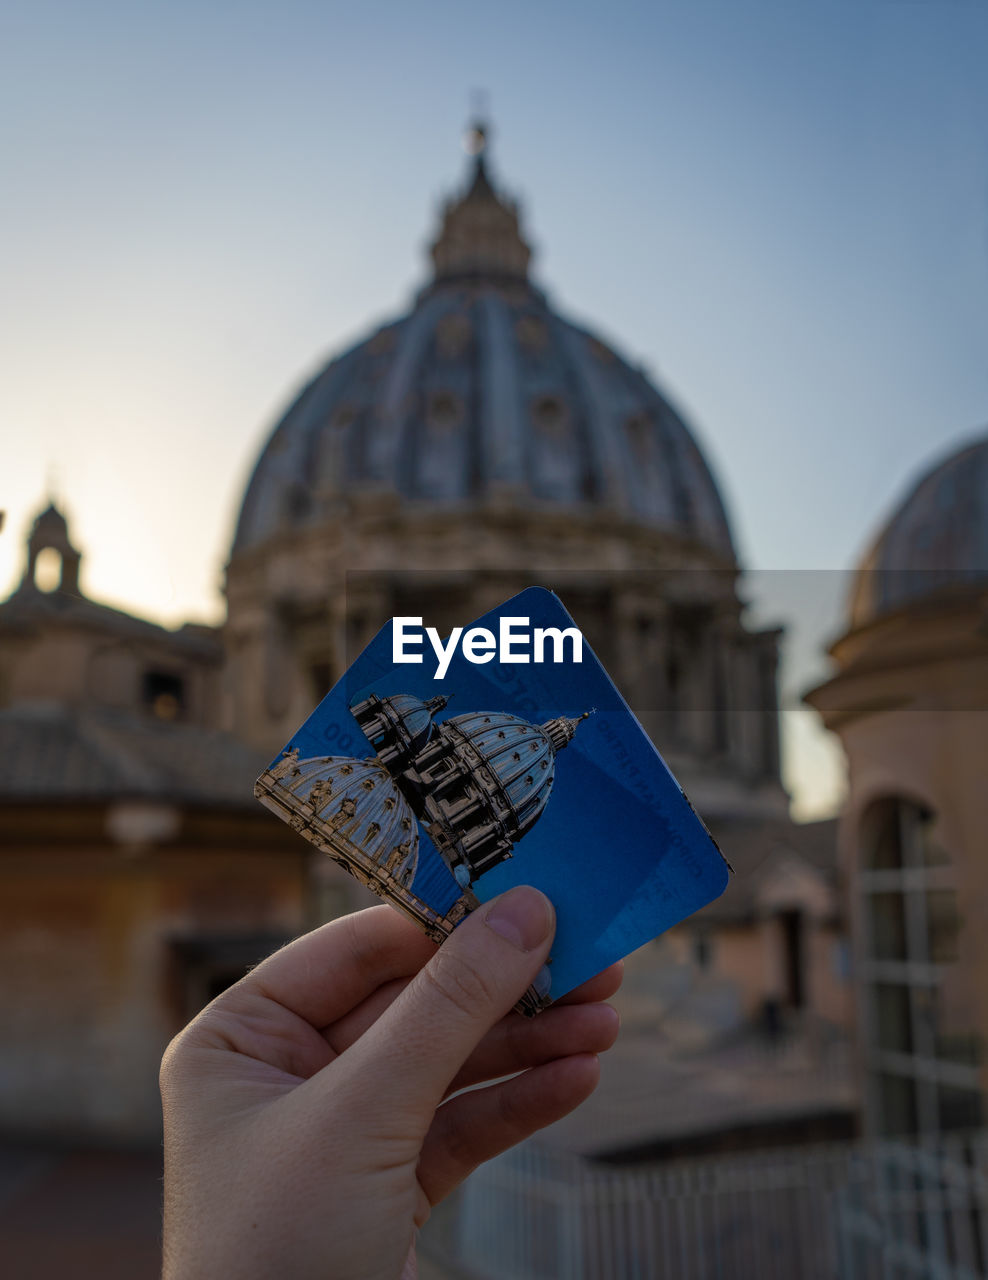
[429,118,532,285]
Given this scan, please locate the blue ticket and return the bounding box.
[255,586,729,1014]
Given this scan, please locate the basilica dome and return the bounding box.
[233,129,734,563]
[848,433,988,628]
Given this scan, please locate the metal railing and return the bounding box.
[420,1132,988,1279]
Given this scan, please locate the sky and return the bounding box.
[2,0,986,820]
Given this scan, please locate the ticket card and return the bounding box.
[255,586,730,1014]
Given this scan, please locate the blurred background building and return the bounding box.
[807,438,988,1143]
[1,128,985,1278]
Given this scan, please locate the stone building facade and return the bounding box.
[0,506,363,1143]
[807,434,988,1139]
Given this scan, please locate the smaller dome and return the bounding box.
[261,753,420,887]
[350,691,448,770]
[849,433,988,628]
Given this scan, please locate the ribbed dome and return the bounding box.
[849,433,988,628]
[269,753,420,887]
[233,135,734,561]
[440,710,561,838]
[351,691,448,771]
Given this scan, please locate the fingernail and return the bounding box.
[533,965,553,1000]
[484,887,554,952]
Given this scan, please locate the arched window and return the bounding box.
[427,390,463,434]
[531,394,568,437]
[143,670,185,721]
[33,546,63,592]
[859,798,981,1137]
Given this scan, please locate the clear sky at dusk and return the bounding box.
[2,0,986,818]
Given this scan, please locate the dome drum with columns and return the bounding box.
[226,124,786,822]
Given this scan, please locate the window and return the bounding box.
[859,798,981,1137]
[780,909,805,1009]
[283,482,311,523]
[693,927,713,970]
[532,394,568,436]
[868,892,908,961]
[332,405,357,430]
[169,934,290,1022]
[310,661,334,702]
[143,670,185,721]
[436,313,471,359]
[33,546,62,592]
[875,1071,919,1138]
[427,391,463,433]
[874,982,913,1054]
[625,412,654,462]
[664,605,709,741]
[515,314,548,353]
[665,651,682,735]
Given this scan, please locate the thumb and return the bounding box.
[333,886,555,1125]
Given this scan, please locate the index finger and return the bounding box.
[237,905,438,1029]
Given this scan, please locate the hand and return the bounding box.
[159,886,622,1280]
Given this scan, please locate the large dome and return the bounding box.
[233,133,734,562]
[848,432,988,628]
[440,709,560,837]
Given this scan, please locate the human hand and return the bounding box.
[159,886,622,1280]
